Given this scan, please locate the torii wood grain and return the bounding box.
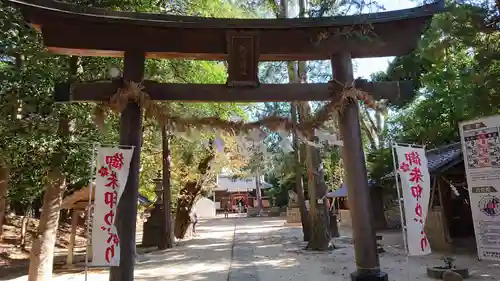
[54,80,413,103]
[10,0,444,60]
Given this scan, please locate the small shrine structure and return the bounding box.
[9,0,444,280]
[214,174,271,212]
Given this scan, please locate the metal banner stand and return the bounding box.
[84,143,96,281]
[84,143,135,281]
[391,142,426,281]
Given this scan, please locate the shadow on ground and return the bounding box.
[5,216,500,281]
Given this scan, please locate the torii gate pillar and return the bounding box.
[109,51,145,281]
[332,53,388,281]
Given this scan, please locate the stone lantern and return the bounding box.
[142,171,164,247]
[153,175,163,205]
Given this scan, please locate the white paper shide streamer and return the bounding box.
[277,129,293,153]
[395,146,431,256]
[314,129,342,146]
[92,146,134,266]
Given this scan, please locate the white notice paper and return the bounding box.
[460,115,500,261]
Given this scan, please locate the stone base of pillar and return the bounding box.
[350,271,388,281]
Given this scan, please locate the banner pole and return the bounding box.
[391,143,409,253]
[391,143,411,281]
[85,143,97,281]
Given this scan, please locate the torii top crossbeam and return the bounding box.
[11,0,443,61]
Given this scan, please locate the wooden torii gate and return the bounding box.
[10,0,444,280]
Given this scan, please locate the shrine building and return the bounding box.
[213,174,272,212]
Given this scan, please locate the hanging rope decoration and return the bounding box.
[93,80,379,137]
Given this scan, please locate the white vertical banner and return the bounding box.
[91,146,134,266]
[460,115,500,261]
[394,145,432,256]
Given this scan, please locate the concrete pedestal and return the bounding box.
[286,207,301,223]
[339,209,352,227]
[247,207,259,217]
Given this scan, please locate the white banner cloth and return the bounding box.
[395,145,431,256]
[91,146,134,266]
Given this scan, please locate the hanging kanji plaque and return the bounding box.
[226,31,260,87]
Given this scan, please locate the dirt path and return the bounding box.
[4,216,500,281]
[5,216,237,281]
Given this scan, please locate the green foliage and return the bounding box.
[386,3,500,147]
[264,174,290,207]
[0,0,250,212]
[367,2,500,183]
[1,3,100,204]
[366,147,393,185]
[323,147,343,188]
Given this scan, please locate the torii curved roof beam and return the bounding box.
[10,0,444,61]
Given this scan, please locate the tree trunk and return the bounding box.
[291,102,311,241]
[20,209,29,248]
[312,144,336,241]
[297,102,331,251]
[287,45,330,248]
[255,173,263,214]
[284,38,311,241]
[27,169,66,281]
[0,164,9,239]
[305,144,331,250]
[173,181,198,239]
[290,39,330,248]
[174,153,214,239]
[312,138,339,238]
[293,14,332,245]
[160,124,173,249]
[27,56,75,281]
[65,210,80,266]
[330,211,340,238]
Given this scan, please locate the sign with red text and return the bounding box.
[395,146,431,256]
[91,146,134,266]
[460,115,500,261]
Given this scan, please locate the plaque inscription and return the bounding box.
[226,31,259,87]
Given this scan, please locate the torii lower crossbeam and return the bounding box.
[55,80,412,103]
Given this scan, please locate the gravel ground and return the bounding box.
[239,217,500,281]
[5,215,500,281]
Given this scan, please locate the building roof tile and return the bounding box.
[382,142,463,180]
